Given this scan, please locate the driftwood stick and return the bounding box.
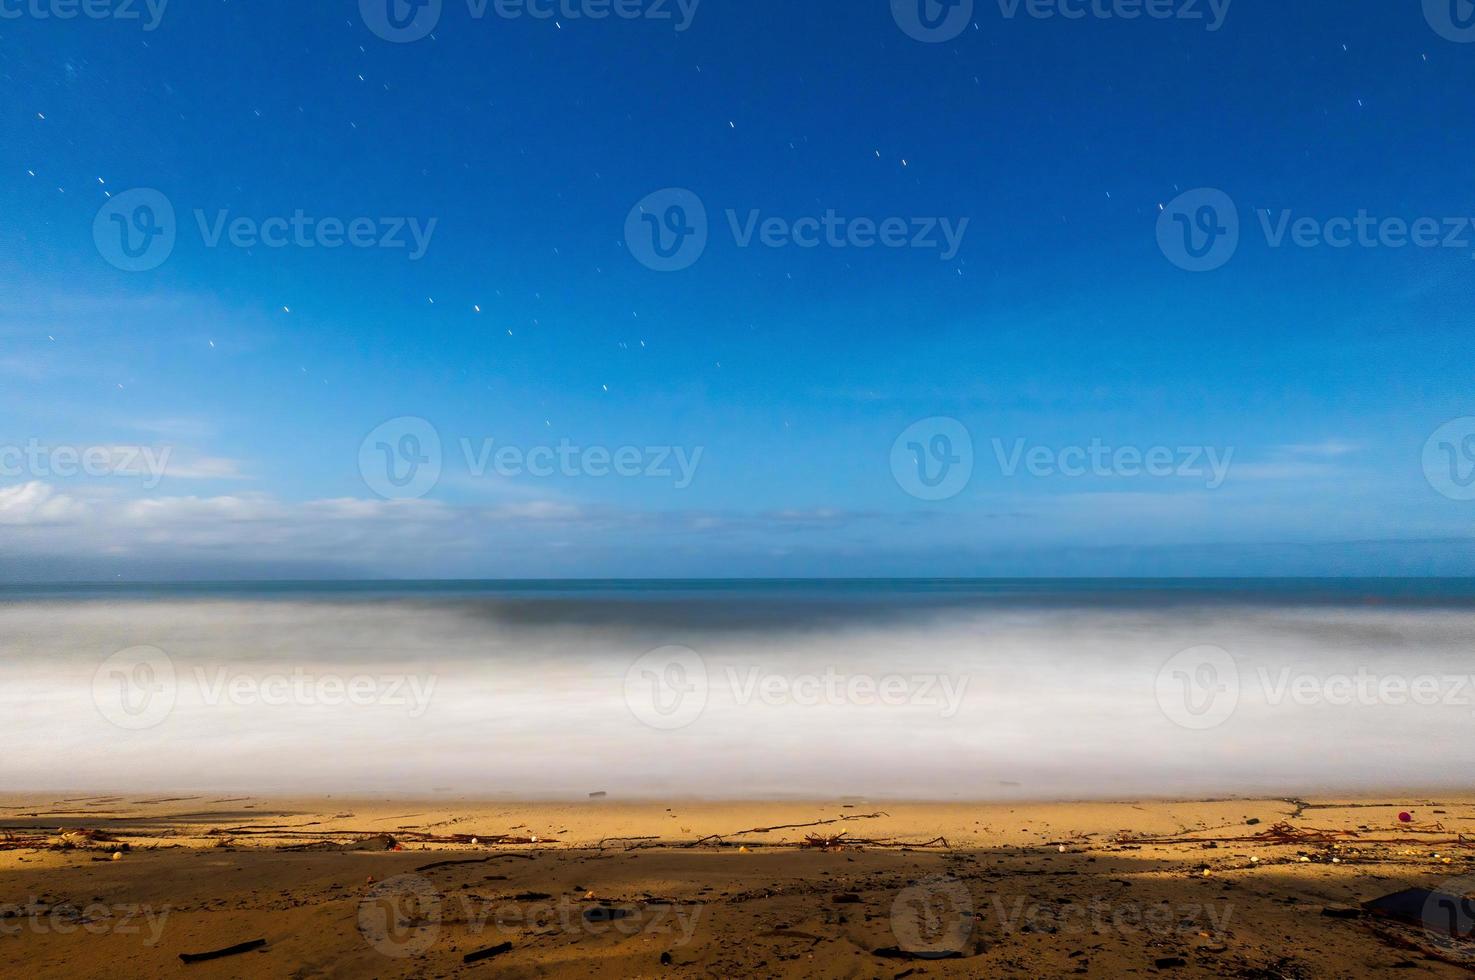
[686,812,890,848]
[179,938,267,963]
[463,941,512,963]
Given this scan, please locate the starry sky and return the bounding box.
[2,0,1474,580]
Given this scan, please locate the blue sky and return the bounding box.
[2,0,1474,579]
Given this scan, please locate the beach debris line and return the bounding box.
[802,831,950,851]
[413,853,536,872]
[595,812,950,851]
[1112,821,1473,849]
[201,827,560,849]
[0,828,157,854]
[178,938,267,964]
[687,812,891,846]
[0,832,51,851]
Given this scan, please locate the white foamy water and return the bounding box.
[1,588,1471,798]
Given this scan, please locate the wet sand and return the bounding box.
[1,794,1472,977]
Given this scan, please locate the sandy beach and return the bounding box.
[1,793,1472,977]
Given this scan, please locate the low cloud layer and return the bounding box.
[3,473,1474,581]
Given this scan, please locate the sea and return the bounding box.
[2,578,1472,799]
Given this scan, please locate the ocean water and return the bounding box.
[2,579,1472,799]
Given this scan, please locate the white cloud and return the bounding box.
[0,481,83,525]
[0,482,589,570]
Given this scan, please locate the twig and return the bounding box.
[686,812,890,848]
[179,938,267,964]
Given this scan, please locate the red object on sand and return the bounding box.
[1397,811,1412,823]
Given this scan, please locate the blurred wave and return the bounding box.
[1,582,1471,798]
